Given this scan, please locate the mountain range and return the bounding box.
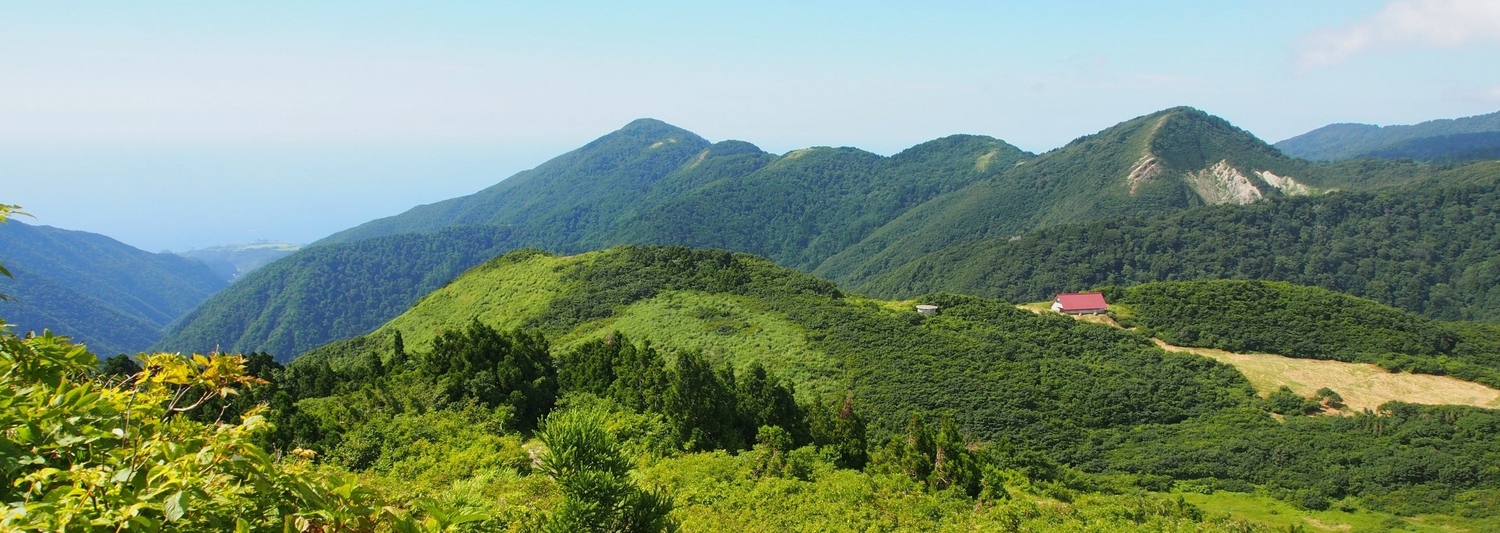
[8,106,1496,360]
[158,106,1471,360]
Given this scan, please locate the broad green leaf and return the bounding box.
[163,491,185,522]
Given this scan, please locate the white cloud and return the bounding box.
[1296,0,1500,72]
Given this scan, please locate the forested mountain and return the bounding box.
[319,118,1028,272]
[317,119,718,246]
[609,134,1025,271]
[0,265,162,356]
[154,226,518,359]
[813,107,1434,288]
[160,107,1450,360]
[860,161,1500,322]
[0,220,225,354]
[278,245,1500,521]
[164,121,1026,358]
[1275,110,1500,161]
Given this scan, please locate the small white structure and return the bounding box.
[915,304,941,316]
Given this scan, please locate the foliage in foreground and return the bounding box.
[0,329,381,531]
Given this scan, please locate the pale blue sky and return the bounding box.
[3,1,1499,251]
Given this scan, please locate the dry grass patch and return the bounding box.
[1151,339,1500,412]
[1018,302,1500,412]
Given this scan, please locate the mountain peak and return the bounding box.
[616,118,698,138]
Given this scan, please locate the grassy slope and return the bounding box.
[555,291,838,395]
[302,246,1253,445]
[1152,339,1500,412]
[379,249,571,350]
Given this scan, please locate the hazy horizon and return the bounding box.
[5,0,1499,251]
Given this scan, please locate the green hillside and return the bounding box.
[317,119,716,247]
[273,245,1500,522]
[304,246,1252,441]
[0,265,162,356]
[862,161,1500,322]
[0,220,225,354]
[1276,110,1500,161]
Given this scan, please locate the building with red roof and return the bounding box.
[1051,292,1108,315]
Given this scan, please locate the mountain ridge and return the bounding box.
[158,107,1450,359]
[1275,110,1500,161]
[813,107,1330,287]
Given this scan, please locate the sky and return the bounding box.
[3,0,1499,252]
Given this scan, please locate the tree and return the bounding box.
[423,319,557,429]
[391,329,408,369]
[808,393,868,469]
[735,362,807,445]
[538,407,676,533]
[663,351,744,451]
[1314,387,1345,410]
[99,353,143,377]
[1264,386,1319,415]
[872,413,981,496]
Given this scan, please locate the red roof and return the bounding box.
[1054,292,1108,311]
